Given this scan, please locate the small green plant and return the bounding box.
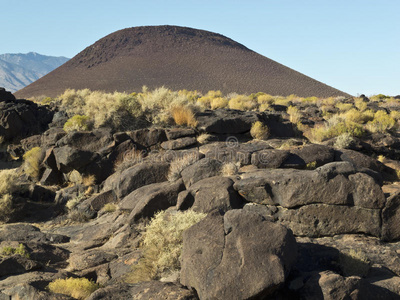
[63,115,91,132]
[305,161,317,170]
[126,210,206,283]
[22,147,42,180]
[48,277,99,300]
[0,243,30,258]
[250,121,269,140]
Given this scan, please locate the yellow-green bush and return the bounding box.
[336,102,353,112]
[0,243,29,258]
[126,210,206,283]
[287,106,302,124]
[48,277,99,300]
[63,115,91,132]
[22,147,42,180]
[250,121,269,140]
[367,110,397,133]
[306,120,364,142]
[210,97,229,109]
[0,169,19,223]
[257,94,275,105]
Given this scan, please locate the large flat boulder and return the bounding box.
[180,210,297,299]
[103,161,170,199]
[234,162,385,209]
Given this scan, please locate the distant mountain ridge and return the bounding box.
[15,26,350,98]
[0,52,69,93]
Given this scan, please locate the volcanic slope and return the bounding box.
[15,26,350,98]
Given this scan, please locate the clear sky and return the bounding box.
[2,0,399,96]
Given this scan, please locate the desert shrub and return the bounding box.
[339,249,371,277]
[126,210,206,283]
[342,109,373,124]
[229,95,256,111]
[257,94,275,105]
[22,147,42,180]
[366,110,397,133]
[306,119,364,142]
[63,115,91,132]
[0,194,14,223]
[370,94,389,101]
[336,102,353,112]
[0,169,19,196]
[67,209,92,223]
[334,133,355,149]
[168,154,198,181]
[58,89,144,130]
[48,277,99,300]
[250,121,269,140]
[0,136,4,145]
[0,243,29,258]
[170,106,198,127]
[210,97,229,109]
[221,162,239,176]
[390,110,400,120]
[287,106,302,124]
[354,98,368,111]
[301,96,319,104]
[274,97,291,107]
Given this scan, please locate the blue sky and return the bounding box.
[2,0,399,96]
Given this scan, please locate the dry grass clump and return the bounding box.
[82,175,96,187]
[126,210,206,283]
[197,133,213,144]
[171,105,198,127]
[63,115,91,132]
[48,277,99,300]
[114,149,144,172]
[250,121,270,140]
[22,147,43,180]
[168,154,198,181]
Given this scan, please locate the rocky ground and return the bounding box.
[1,88,400,299]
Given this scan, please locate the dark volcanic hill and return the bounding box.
[15,26,349,98]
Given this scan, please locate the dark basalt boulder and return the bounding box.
[0,87,16,101]
[180,209,297,299]
[0,91,53,142]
